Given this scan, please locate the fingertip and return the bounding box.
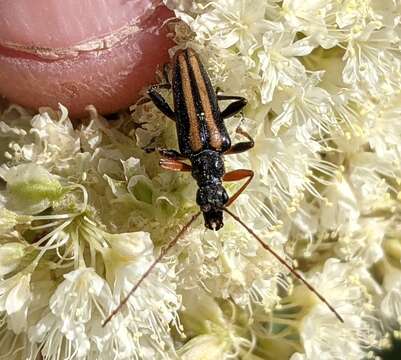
[0,1,176,118]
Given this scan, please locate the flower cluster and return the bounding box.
[0,105,183,359]
[1,0,401,358]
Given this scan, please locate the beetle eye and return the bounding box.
[222,190,229,204]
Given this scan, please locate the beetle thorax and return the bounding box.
[190,150,225,186]
[191,150,228,230]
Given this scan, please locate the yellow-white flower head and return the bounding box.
[1,0,401,358]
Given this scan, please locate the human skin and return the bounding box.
[0,0,175,118]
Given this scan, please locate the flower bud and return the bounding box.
[105,231,152,259]
[1,163,64,214]
[179,334,229,360]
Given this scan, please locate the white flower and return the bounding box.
[29,104,78,159]
[299,259,380,359]
[244,258,381,359]
[0,272,32,334]
[189,0,276,54]
[178,222,284,309]
[1,0,401,357]
[180,335,232,360]
[302,170,387,264]
[319,176,359,232]
[3,104,80,172]
[281,0,340,49]
[343,25,401,93]
[178,290,254,359]
[247,128,338,214]
[29,268,125,360]
[337,217,386,266]
[347,152,397,213]
[271,72,337,135]
[258,29,313,103]
[104,231,181,358]
[360,93,401,162]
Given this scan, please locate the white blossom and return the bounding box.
[0,272,32,334]
[290,259,380,360]
[104,231,182,358]
[187,0,276,54]
[271,72,337,135]
[281,0,340,49]
[178,222,284,309]
[178,290,255,359]
[29,268,114,359]
[258,29,313,103]
[0,0,400,358]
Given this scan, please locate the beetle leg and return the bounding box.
[217,94,246,100]
[224,128,254,155]
[147,85,176,121]
[145,147,187,160]
[159,149,187,160]
[223,169,254,206]
[138,83,171,105]
[218,95,247,119]
[160,158,192,172]
[162,63,172,85]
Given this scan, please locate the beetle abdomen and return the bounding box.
[172,48,231,156]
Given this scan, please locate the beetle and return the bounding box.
[147,47,254,231]
[102,48,343,326]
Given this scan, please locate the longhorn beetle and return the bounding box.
[103,48,344,326]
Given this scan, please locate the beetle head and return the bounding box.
[196,184,229,230]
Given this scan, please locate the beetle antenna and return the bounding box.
[222,207,344,323]
[102,212,200,327]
